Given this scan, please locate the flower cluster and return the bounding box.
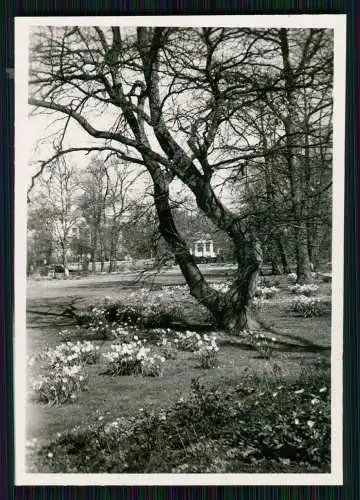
[174,330,209,352]
[287,273,298,284]
[239,330,277,358]
[33,364,88,405]
[209,281,231,293]
[44,341,100,368]
[101,340,148,375]
[101,340,165,377]
[288,284,319,297]
[254,286,279,299]
[141,354,166,377]
[250,296,268,311]
[195,336,219,368]
[156,336,178,360]
[291,295,323,317]
[86,306,117,339]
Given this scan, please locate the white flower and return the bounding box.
[307,420,315,428]
[47,452,54,458]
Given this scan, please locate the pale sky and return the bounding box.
[26,15,344,209]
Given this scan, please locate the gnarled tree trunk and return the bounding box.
[150,170,261,332]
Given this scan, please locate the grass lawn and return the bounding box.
[24,272,332,473]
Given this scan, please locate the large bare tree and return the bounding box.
[28,26,332,330]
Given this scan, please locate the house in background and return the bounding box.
[189,233,219,263]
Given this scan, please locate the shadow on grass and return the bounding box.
[27,297,83,329]
[219,338,330,354]
[27,296,331,355]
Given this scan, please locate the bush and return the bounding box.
[102,290,185,329]
[33,365,88,406]
[290,295,323,317]
[31,368,330,473]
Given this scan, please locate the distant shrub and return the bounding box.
[291,295,323,317]
[288,284,319,297]
[104,290,185,329]
[322,274,332,283]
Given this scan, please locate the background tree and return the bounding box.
[103,159,143,271]
[37,157,81,276]
[79,158,109,272]
[27,201,54,272]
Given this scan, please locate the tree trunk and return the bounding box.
[90,228,97,273]
[276,235,291,274]
[108,229,119,272]
[269,243,281,275]
[61,243,69,277]
[137,29,262,331]
[295,224,313,284]
[279,28,312,284]
[151,173,261,332]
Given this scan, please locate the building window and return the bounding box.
[205,242,211,252]
[197,243,203,253]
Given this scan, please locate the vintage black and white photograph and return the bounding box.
[15,15,345,485]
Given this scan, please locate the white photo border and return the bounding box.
[14,14,346,486]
